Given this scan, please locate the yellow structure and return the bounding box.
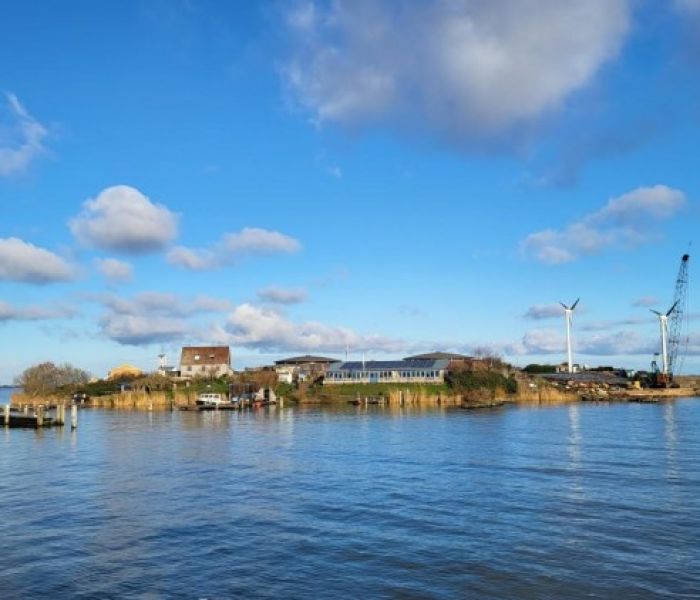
[107,364,143,380]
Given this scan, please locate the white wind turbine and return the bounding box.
[651,301,678,376]
[560,298,580,374]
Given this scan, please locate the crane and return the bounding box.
[651,253,690,386]
[666,253,690,378]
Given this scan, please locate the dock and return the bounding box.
[3,404,77,429]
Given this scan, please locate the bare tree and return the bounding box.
[14,362,90,396]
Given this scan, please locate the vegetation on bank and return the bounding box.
[14,362,90,396]
[446,370,518,394]
[14,357,518,401]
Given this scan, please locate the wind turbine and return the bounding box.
[560,298,580,374]
[651,301,678,376]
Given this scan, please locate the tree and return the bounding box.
[14,362,91,396]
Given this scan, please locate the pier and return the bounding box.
[3,404,77,429]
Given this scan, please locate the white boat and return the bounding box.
[195,393,226,407]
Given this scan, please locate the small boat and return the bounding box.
[195,393,226,407]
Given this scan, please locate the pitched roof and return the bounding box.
[275,355,340,365]
[180,346,231,366]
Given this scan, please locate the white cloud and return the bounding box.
[521,185,686,264]
[95,258,133,283]
[631,295,659,307]
[257,286,308,304]
[70,185,179,253]
[524,304,564,320]
[0,93,48,177]
[0,300,75,322]
[215,303,404,353]
[100,314,190,346]
[168,227,301,271]
[97,292,232,345]
[283,1,630,144]
[508,327,656,356]
[101,291,231,319]
[0,237,74,284]
[224,227,301,255]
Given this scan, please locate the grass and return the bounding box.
[314,382,451,397]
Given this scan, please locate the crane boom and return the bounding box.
[667,253,690,377]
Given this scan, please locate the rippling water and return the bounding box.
[1,390,699,599]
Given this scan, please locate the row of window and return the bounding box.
[327,370,442,379]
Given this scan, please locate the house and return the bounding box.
[324,359,449,385]
[180,346,233,378]
[274,355,340,384]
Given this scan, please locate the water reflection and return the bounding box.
[664,402,679,482]
[1,401,699,598]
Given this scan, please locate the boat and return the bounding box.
[195,393,226,407]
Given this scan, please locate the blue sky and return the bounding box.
[1,0,700,382]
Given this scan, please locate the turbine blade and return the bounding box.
[666,301,679,317]
[650,309,661,316]
[559,302,568,310]
[571,298,580,310]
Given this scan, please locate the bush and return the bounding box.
[15,362,90,396]
[447,370,517,395]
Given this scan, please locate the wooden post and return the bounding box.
[23,404,29,415]
[58,404,65,426]
[36,405,44,428]
[4,405,9,427]
[71,404,78,430]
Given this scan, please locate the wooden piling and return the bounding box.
[36,405,44,428]
[23,405,29,415]
[71,404,78,430]
[4,405,9,427]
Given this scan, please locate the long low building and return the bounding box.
[324,359,449,385]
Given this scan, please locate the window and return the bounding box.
[194,354,200,361]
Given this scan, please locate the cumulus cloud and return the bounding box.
[101,291,232,319]
[70,186,178,253]
[168,227,301,271]
[0,300,75,322]
[214,303,404,353]
[95,258,133,283]
[0,93,48,177]
[97,292,232,345]
[0,237,74,284]
[283,0,630,145]
[508,327,656,356]
[257,286,308,304]
[523,304,564,320]
[100,314,190,346]
[521,185,686,264]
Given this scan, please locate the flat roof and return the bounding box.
[275,355,340,365]
[403,351,474,361]
[329,359,449,371]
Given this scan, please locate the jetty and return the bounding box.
[3,404,77,429]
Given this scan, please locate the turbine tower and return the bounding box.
[560,298,580,374]
[651,302,678,376]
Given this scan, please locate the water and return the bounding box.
[1,390,699,599]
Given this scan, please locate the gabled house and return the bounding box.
[180,346,233,378]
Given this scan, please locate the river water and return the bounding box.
[1,390,699,599]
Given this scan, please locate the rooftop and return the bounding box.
[329,359,449,371]
[403,351,474,361]
[180,346,231,366]
[275,355,340,365]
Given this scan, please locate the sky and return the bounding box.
[1,0,700,382]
